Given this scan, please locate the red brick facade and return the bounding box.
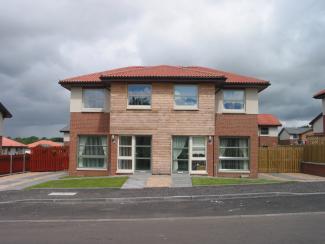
[69,112,259,178]
[215,114,259,178]
[69,112,110,176]
[259,136,278,147]
[301,162,325,177]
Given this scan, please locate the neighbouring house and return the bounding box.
[0,103,12,155]
[257,114,281,147]
[278,127,313,145]
[27,140,62,152]
[60,125,70,146]
[59,65,271,178]
[309,113,324,135]
[1,137,28,155]
[312,89,325,135]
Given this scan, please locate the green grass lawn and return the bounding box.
[192,177,281,186]
[29,177,128,189]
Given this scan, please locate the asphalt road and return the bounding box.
[1,182,325,243]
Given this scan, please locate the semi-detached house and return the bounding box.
[59,65,270,178]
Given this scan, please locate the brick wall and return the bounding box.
[259,136,278,147]
[69,112,110,176]
[215,114,258,178]
[301,162,325,177]
[110,82,216,174]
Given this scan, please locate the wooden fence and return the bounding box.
[259,144,325,173]
[29,146,69,172]
[258,146,303,173]
[0,154,30,175]
[303,144,325,163]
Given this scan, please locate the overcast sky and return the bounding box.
[0,0,324,137]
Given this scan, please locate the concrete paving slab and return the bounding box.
[259,173,325,182]
[121,172,151,189]
[171,174,192,187]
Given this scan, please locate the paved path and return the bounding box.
[0,172,67,191]
[259,173,325,182]
[171,174,192,187]
[122,173,192,188]
[121,172,151,189]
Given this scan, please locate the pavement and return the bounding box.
[259,173,325,182]
[0,182,325,243]
[0,171,67,191]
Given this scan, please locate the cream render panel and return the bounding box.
[70,87,110,112]
[215,88,258,114]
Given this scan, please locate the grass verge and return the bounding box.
[28,177,128,189]
[192,177,281,186]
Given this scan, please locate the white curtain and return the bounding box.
[79,136,107,168]
[172,137,188,171]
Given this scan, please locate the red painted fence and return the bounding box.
[0,154,30,175]
[0,146,69,175]
[29,146,69,172]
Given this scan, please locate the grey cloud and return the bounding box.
[0,0,324,137]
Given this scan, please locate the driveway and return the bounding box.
[0,171,67,191]
[259,173,325,182]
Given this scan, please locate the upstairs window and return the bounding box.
[83,89,106,109]
[128,84,152,108]
[260,127,269,135]
[174,85,198,109]
[223,90,245,112]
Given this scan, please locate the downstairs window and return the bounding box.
[219,137,249,171]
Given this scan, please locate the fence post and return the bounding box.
[10,154,12,175]
[23,153,26,173]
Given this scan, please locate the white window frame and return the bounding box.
[82,88,107,112]
[174,85,199,110]
[222,89,245,113]
[77,135,108,171]
[218,137,250,173]
[189,136,207,174]
[117,135,152,173]
[172,136,207,174]
[127,84,152,109]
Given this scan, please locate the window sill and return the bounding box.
[76,167,108,171]
[81,108,105,113]
[190,171,208,175]
[174,107,199,111]
[218,169,250,173]
[126,105,151,110]
[222,109,246,114]
[116,169,133,174]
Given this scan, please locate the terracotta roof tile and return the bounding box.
[1,137,27,148]
[60,65,269,85]
[257,114,282,126]
[27,140,62,148]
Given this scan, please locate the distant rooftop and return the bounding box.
[282,127,312,135]
[0,103,12,118]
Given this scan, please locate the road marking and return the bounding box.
[0,211,325,223]
[48,192,77,196]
